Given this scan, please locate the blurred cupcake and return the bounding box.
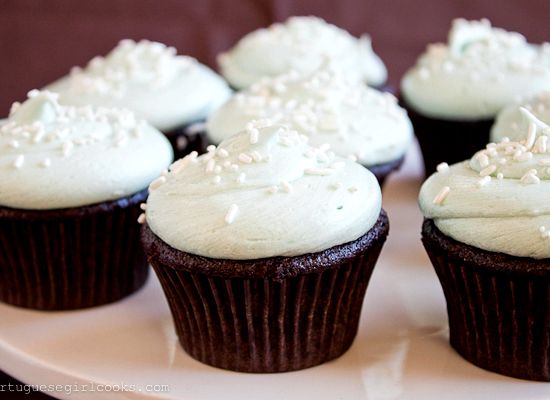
[419,109,550,381]
[142,120,388,372]
[219,16,387,90]
[401,18,550,175]
[206,66,412,186]
[47,39,231,157]
[492,91,550,142]
[0,90,173,310]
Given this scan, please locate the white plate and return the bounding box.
[0,143,549,400]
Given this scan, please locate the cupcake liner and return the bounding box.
[364,155,405,188]
[0,190,149,311]
[143,211,389,373]
[400,99,493,175]
[164,121,207,159]
[422,219,550,381]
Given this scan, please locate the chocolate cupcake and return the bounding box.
[141,121,388,372]
[218,16,387,91]
[0,90,173,310]
[205,65,412,187]
[46,39,231,158]
[418,109,550,381]
[401,18,550,175]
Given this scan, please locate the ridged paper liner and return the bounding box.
[0,191,149,311]
[400,99,493,175]
[144,212,388,373]
[422,219,550,381]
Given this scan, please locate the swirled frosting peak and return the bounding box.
[401,19,550,120]
[0,90,173,210]
[47,39,231,131]
[218,16,387,89]
[145,120,382,260]
[207,64,412,165]
[419,110,550,258]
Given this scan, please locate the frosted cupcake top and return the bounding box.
[206,66,412,165]
[491,92,550,142]
[47,39,231,131]
[218,16,387,90]
[0,90,173,210]
[419,109,550,258]
[401,19,550,120]
[145,120,382,260]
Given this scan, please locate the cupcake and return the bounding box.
[0,90,173,310]
[46,39,231,158]
[206,65,412,186]
[141,120,388,372]
[401,18,550,175]
[491,91,550,143]
[218,16,387,91]
[419,109,550,381]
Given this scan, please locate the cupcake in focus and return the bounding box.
[419,109,550,381]
[47,39,231,157]
[142,120,388,372]
[218,16,387,90]
[401,18,550,174]
[0,90,173,310]
[206,65,412,186]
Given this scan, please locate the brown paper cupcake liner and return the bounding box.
[0,190,149,311]
[143,211,389,373]
[422,219,550,381]
[364,155,405,188]
[400,99,493,175]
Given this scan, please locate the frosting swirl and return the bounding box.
[0,90,173,210]
[401,19,550,120]
[206,66,412,165]
[491,91,550,143]
[145,120,381,260]
[218,16,387,90]
[419,109,550,258]
[47,39,231,131]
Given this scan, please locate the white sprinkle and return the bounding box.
[13,154,24,169]
[497,173,504,180]
[206,144,216,153]
[436,162,449,172]
[137,213,146,224]
[230,164,239,172]
[62,141,74,157]
[479,165,497,177]
[217,148,229,158]
[214,165,222,174]
[281,181,293,193]
[278,136,294,147]
[205,159,216,173]
[236,172,246,184]
[40,158,51,168]
[476,153,490,168]
[224,204,239,224]
[533,136,548,154]
[148,176,166,192]
[538,158,550,166]
[539,226,546,233]
[514,152,533,162]
[212,175,221,185]
[140,203,147,210]
[521,170,540,185]
[348,186,358,193]
[238,153,253,164]
[477,176,491,187]
[249,128,259,144]
[525,122,537,149]
[330,182,342,190]
[305,167,335,176]
[8,140,19,149]
[433,186,450,205]
[268,185,279,194]
[250,151,262,162]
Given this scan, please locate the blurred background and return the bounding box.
[1,0,549,114]
[0,0,548,398]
